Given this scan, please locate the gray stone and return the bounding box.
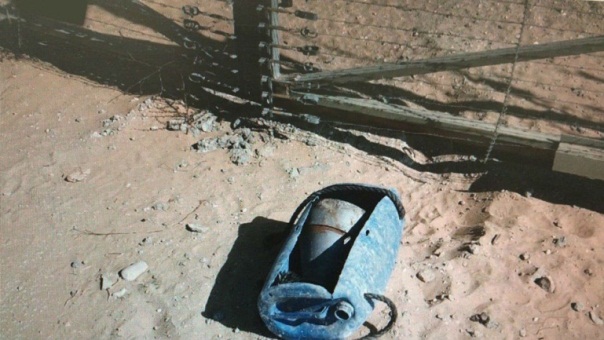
[534,276,555,293]
[589,311,604,325]
[553,236,567,247]
[113,288,128,298]
[287,167,300,179]
[100,273,117,290]
[65,169,91,183]
[186,223,209,233]
[571,302,583,312]
[119,261,149,281]
[230,148,251,165]
[151,202,169,211]
[417,269,436,283]
[167,119,184,131]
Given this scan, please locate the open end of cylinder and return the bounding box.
[334,301,354,321]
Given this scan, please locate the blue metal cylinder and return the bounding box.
[258,183,405,339]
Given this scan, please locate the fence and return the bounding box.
[1,0,602,179]
[256,0,604,178]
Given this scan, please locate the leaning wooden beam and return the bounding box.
[278,35,604,85]
[288,92,604,179]
[294,92,559,149]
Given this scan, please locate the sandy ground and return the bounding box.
[1,1,604,339]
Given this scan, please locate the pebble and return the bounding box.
[65,169,91,183]
[287,167,300,179]
[416,269,436,283]
[167,119,184,131]
[589,311,604,325]
[519,329,527,337]
[571,302,583,312]
[519,253,530,261]
[100,273,117,290]
[71,261,82,269]
[113,288,128,298]
[140,237,153,246]
[553,236,567,247]
[119,261,149,281]
[151,202,169,211]
[470,312,498,329]
[186,223,209,233]
[461,243,480,255]
[534,276,555,293]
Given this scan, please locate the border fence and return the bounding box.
[1,0,602,179]
[253,0,604,179]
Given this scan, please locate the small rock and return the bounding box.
[299,114,320,125]
[534,276,555,293]
[589,311,604,325]
[519,329,527,337]
[584,268,593,276]
[186,223,209,233]
[167,119,184,131]
[553,236,567,248]
[140,237,153,246]
[416,269,436,283]
[571,302,583,312]
[519,253,530,261]
[100,273,117,290]
[193,138,219,153]
[119,261,149,281]
[287,167,300,179]
[65,169,91,183]
[461,243,480,255]
[230,148,251,165]
[71,261,82,269]
[544,249,551,255]
[113,288,128,298]
[491,234,500,245]
[151,202,169,211]
[470,312,497,328]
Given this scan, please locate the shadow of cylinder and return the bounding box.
[203,216,289,337]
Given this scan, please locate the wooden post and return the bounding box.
[277,35,604,85]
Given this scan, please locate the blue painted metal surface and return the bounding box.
[258,184,405,339]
